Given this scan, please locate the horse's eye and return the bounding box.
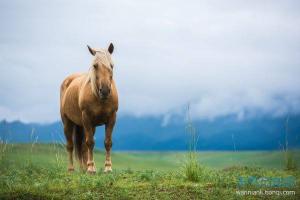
[110,64,114,69]
[110,75,113,80]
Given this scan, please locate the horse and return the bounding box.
[60,43,118,173]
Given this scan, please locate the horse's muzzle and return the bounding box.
[99,87,111,99]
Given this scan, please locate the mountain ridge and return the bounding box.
[1,115,299,151]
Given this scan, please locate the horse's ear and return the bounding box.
[87,45,96,56]
[108,43,114,54]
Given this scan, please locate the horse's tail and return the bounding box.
[73,125,87,167]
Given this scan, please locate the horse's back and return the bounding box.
[60,73,83,101]
[60,73,86,125]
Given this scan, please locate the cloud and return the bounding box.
[0,0,300,122]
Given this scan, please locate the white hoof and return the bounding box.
[104,166,112,173]
[87,162,96,174]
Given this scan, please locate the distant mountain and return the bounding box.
[0,115,299,150]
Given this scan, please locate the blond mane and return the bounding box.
[85,66,98,97]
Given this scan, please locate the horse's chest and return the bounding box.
[90,106,113,125]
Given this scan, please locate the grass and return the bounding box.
[282,116,298,171]
[182,105,202,182]
[0,144,300,199]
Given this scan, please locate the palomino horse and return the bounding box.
[60,43,118,173]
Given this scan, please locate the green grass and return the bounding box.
[0,144,299,199]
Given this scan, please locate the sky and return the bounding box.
[0,0,300,123]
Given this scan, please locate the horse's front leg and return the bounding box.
[62,117,75,172]
[82,111,96,174]
[104,112,116,173]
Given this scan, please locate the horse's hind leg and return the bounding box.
[62,117,75,172]
[74,126,87,171]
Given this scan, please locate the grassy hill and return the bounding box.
[0,144,299,199]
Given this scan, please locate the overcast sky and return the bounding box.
[0,0,300,122]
